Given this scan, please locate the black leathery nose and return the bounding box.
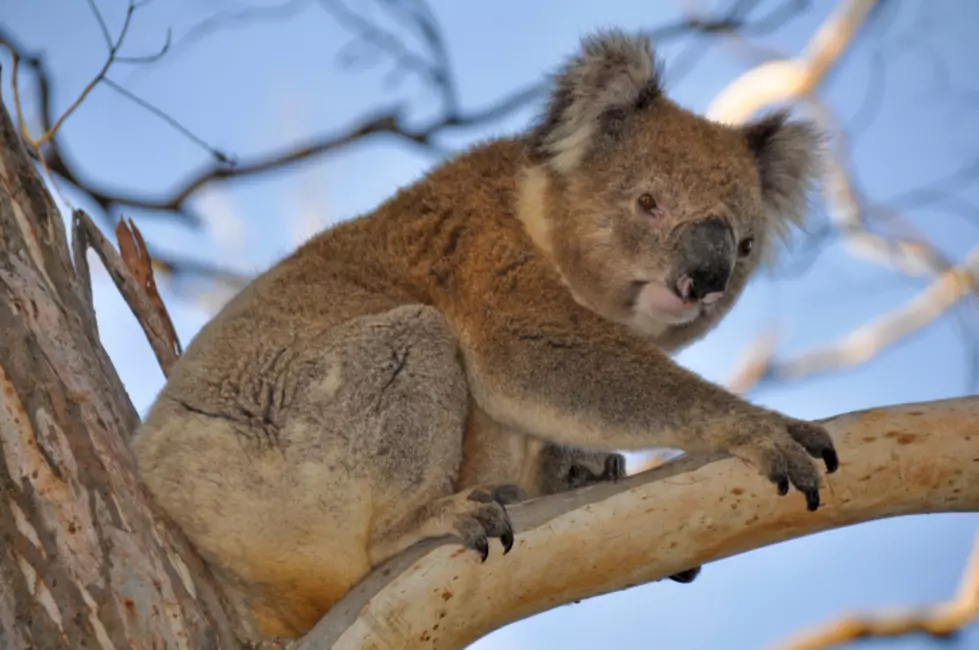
[674,217,735,299]
[686,266,728,299]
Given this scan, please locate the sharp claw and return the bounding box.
[604,455,624,482]
[805,488,820,512]
[823,448,839,473]
[473,537,489,562]
[501,527,514,555]
[668,567,701,583]
[776,477,789,496]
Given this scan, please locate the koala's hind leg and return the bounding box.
[367,484,526,563]
[135,304,520,640]
[312,305,524,566]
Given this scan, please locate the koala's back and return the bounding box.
[132,139,542,639]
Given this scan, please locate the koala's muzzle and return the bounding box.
[671,217,735,304]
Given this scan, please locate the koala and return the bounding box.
[132,29,837,642]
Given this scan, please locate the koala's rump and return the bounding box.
[133,271,473,637]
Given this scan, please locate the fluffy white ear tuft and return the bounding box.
[528,29,663,173]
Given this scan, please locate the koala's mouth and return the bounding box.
[632,281,703,325]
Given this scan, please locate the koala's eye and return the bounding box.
[637,193,659,214]
[738,237,755,258]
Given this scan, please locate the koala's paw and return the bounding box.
[731,416,839,512]
[598,453,627,482]
[456,485,526,562]
[667,566,702,584]
[567,453,627,488]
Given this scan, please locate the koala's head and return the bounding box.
[523,30,824,340]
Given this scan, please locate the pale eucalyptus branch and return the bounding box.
[293,397,979,650]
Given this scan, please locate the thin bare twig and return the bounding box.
[674,0,806,65]
[35,0,142,146]
[804,100,973,284]
[100,77,232,164]
[84,0,115,51]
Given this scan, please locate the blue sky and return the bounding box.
[3,1,978,648]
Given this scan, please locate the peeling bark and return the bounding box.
[0,84,240,649]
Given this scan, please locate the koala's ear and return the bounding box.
[742,111,826,238]
[528,29,663,173]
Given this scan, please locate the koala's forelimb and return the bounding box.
[458,301,838,511]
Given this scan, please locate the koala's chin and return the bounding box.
[626,299,696,339]
[638,282,702,323]
[626,280,703,336]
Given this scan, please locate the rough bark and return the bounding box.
[303,397,979,650]
[0,80,240,649]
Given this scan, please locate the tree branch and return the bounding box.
[706,0,879,123]
[72,210,181,376]
[775,533,979,649]
[293,397,979,650]
[726,245,979,392]
[699,0,979,394]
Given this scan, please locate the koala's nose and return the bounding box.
[676,270,727,303]
[674,217,735,304]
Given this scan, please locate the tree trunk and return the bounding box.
[0,78,240,649]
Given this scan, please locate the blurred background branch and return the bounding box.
[692,0,979,394]
[775,534,979,649]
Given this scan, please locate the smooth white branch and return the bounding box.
[293,397,979,650]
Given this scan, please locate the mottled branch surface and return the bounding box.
[303,397,979,650]
[0,88,240,648]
